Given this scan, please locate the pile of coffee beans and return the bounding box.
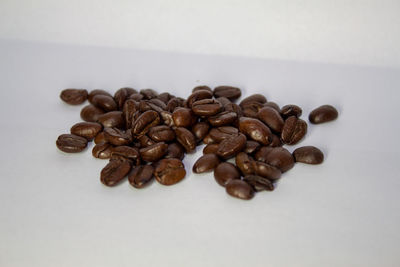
[57,86,338,200]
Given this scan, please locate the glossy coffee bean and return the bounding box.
[213,86,241,101]
[114,87,137,109]
[100,159,131,186]
[164,143,185,160]
[172,108,196,127]
[255,147,294,173]
[70,122,102,140]
[208,111,237,126]
[138,135,155,147]
[226,180,254,200]
[281,104,302,118]
[239,94,267,107]
[192,99,222,116]
[293,146,324,164]
[244,141,260,154]
[56,134,88,153]
[157,92,173,104]
[193,154,220,173]
[154,158,186,185]
[258,106,284,133]
[103,127,132,146]
[122,99,139,128]
[139,100,163,113]
[243,175,274,192]
[251,161,281,180]
[128,165,154,188]
[94,131,107,144]
[131,110,160,136]
[203,143,219,154]
[235,152,254,176]
[241,102,264,118]
[148,125,175,142]
[238,117,272,145]
[217,133,246,159]
[209,126,239,143]
[92,143,113,159]
[91,94,117,112]
[149,98,167,110]
[111,146,140,165]
[309,105,338,124]
[139,142,168,162]
[269,134,283,147]
[60,89,88,105]
[281,116,307,145]
[187,90,213,107]
[263,102,280,113]
[166,98,182,112]
[214,162,240,187]
[80,104,105,122]
[88,89,113,103]
[216,97,231,107]
[192,122,210,141]
[192,85,212,93]
[129,93,144,101]
[174,127,197,153]
[140,89,158,99]
[97,111,125,128]
[160,111,175,127]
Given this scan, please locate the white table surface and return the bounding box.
[0,39,399,267]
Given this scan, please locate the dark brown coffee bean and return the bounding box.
[238,117,272,145]
[281,116,307,145]
[187,90,213,107]
[235,152,254,176]
[293,146,324,164]
[174,127,196,153]
[251,161,281,180]
[140,89,158,99]
[122,99,139,129]
[191,122,210,142]
[100,160,131,186]
[244,141,260,154]
[164,143,185,160]
[160,111,175,127]
[193,154,220,173]
[241,102,264,118]
[192,99,222,116]
[243,175,274,191]
[258,106,284,133]
[131,110,160,136]
[214,162,240,187]
[94,131,107,144]
[148,98,167,110]
[157,92,173,104]
[215,96,231,107]
[224,103,243,118]
[139,142,168,162]
[281,104,302,118]
[80,104,105,122]
[154,158,186,185]
[114,88,130,109]
[103,127,132,146]
[239,94,267,107]
[226,180,254,200]
[166,97,182,112]
[213,86,241,101]
[97,111,125,128]
[139,100,163,113]
[263,102,280,112]
[208,111,237,126]
[129,93,144,101]
[70,122,102,140]
[217,133,246,159]
[172,107,196,127]
[203,143,219,154]
[88,89,113,103]
[255,147,294,172]
[309,105,338,124]
[128,165,154,188]
[60,89,88,105]
[192,85,212,93]
[56,134,88,153]
[209,126,239,143]
[111,146,140,165]
[147,125,175,142]
[269,134,283,147]
[92,143,113,159]
[91,94,117,111]
[138,135,155,147]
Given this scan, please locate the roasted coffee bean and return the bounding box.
[94,131,107,144]
[309,105,338,124]
[140,89,158,99]
[191,122,210,142]
[293,146,324,164]
[60,89,88,105]
[111,146,140,165]
[213,86,241,101]
[149,98,167,110]
[56,134,88,153]
[269,134,283,147]
[202,134,216,144]
[235,152,254,176]
[174,127,196,153]
[92,143,113,159]
[193,154,220,173]
[209,126,239,143]
[217,133,246,159]
[128,165,154,188]
[187,90,213,107]
[243,175,274,191]
[281,116,307,145]
[258,106,284,133]
[138,135,155,147]
[255,147,294,172]
[164,143,185,160]
[97,111,125,128]
[103,127,132,146]
[157,92,173,104]
[114,88,131,109]
[160,111,175,127]
[166,97,182,112]
[172,107,196,127]
[100,160,131,186]
[154,158,186,185]
[224,103,243,118]
[80,104,105,122]
[131,110,160,136]
[139,100,163,113]
[251,161,281,180]
[214,162,240,187]
[191,99,222,116]
[241,102,264,118]
[129,93,144,101]
[238,117,272,145]
[139,142,168,162]
[203,143,219,154]
[148,125,175,142]
[122,99,139,129]
[263,102,280,112]
[216,97,231,107]
[88,89,113,103]
[281,104,302,118]
[239,94,267,107]
[192,85,212,93]
[244,141,260,154]
[208,111,237,126]
[226,180,254,200]
[70,122,102,140]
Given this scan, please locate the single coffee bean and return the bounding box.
[148,98,167,110]
[166,97,182,112]
[208,111,237,127]
[139,100,163,113]
[56,134,88,153]
[213,86,241,101]
[128,165,154,188]
[157,92,173,104]
[192,85,212,93]
[281,104,302,118]
[114,88,129,109]
[203,143,219,154]
[164,142,185,160]
[241,102,264,118]
[111,146,140,165]
[103,127,132,146]
[187,90,213,107]
[70,122,102,140]
[224,103,243,118]
[263,102,280,113]
[214,162,240,187]
[251,161,281,180]
[191,99,222,116]
[193,154,220,173]
[255,147,294,173]
[122,99,139,128]
[269,134,283,147]
[258,106,284,133]
[140,89,158,99]
[100,160,131,186]
[80,104,105,122]
[154,158,186,185]
[92,143,113,159]
[94,131,107,144]
[243,175,274,192]
[226,180,254,200]
[192,122,210,142]
[281,116,307,145]
[97,111,125,128]
[138,135,155,147]
[244,140,260,154]
[172,107,196,127]
[129,93,144,101]
[238,117,272,145]
[293,146,324,164]
[139,142,168,162]
[131,110,160,136]
[209,126,239,143]
[216,97,231,107]
[60,89,88,105]
[217,133,247,159]
[239,94,267,107]
[235,152,254,176]
[160,111,175,127]
[309,105,338,124]
[174,127,197,153]
[91,94,117,112]
[148,125,175,142]
[88,89,113,103]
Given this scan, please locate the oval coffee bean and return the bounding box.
[192,85,212,93]
[238,117,272,145]
[92,143,113,159]
[70,122,102,140]
[239,94,267,107]
[255,147,294,173]
[216,133,246,159]
[241,102,264,118]
[114,88,131,109]
[157,92,173,104]
[263,102,280,113]
[140,89,158,99]
[191,99,222,116]
[138,135,155,147]
[100,160,131,187]
[129,93,144,102]
[293,146,324,164]
[94,131,107,144]
[172,107,196,127]
[214,162,240,187]
[226,180,254,200]
[122,99,139,128]
[91,94,118,112]
[164,142,185,160]
[56,134,88,153]
[60,89,88,105]
[269,134,283,147]
[192,122,210,142]
[203,143,219,154]
[80,104,105,122]
[309,105,338,124]
[208,111,237,127]
[244,141,260,154]
[131,110,160,136]
[192,154,220,173]
[111,146,140,165]
[280,104,302,118]
[187,90,213,107]
[224,103,243,118]
[235,152,254,176]
[216,96,231,107]
[154,158,186,185]
[209,126,239,143]
[166,97,182,112]
[281,116,307,145]
[251,161,281,180]
[88,89,113,103]
[174,127,197,153]
[128,165,154,188]
[139,142,168,162]
[243,175,274,192]
[103,127,132,146]
[97,111,125,128]
[148,125,175,142]
[258,106,284,133]
[213,86,241,101]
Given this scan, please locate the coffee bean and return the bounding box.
[138,135,155,147]
[217,133,246,159]
[139,100,163,113]
[214,162,240,187]
[97,111,125,128]
[174,127,196,153]
[122,99,139,128]
[111,146,140,165]
[208,111,237,126]
[241,102,264,118]
[202,134,216,144]
[269,134,283,147]
[100,160,131,186]
[70,122,102,140]
[128,165,154,188]
[251,161,281,180]
[235,152,254,176]
[281,116,307,145]
[94,131,107,144]
[154,158,186,185]
[203,143,219,154]
[263,102,280,113]
[293,146,324,164]
[103,127,132,146]
[60,89,88,105]
[139,142,168,162]
[209,126,239,142]
[92,143,113,159]
[164,143,185,160]
[91,94,117,112]
[115,87,137,109]
[255,147,294,172]
[131,110,160,136]
[239,94,267,107]
[148,125,175,142]
[160,111,175,127]
[244,141,260,154]
[213,86,241,101]
[140,89,158,99]
[88,89,113,103]
[80,104,105,122]
[192,99,222,116]
[226,180,254,200]
[238,117,272,145]
[148,98,167,110]
[192,122,210,142]
[56,134,88,153]
[192,154,220,173]
[166,97,182,112]
[172,107,196,127]
[216,97,231,107]
[243,175,274,192]
[258,106,284,133]
[129,93,144,102]
[281,104,302,118]
[192,85,212,93]
[309,105,338,124]
[157,92,173,104]
[187,90,213,107]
